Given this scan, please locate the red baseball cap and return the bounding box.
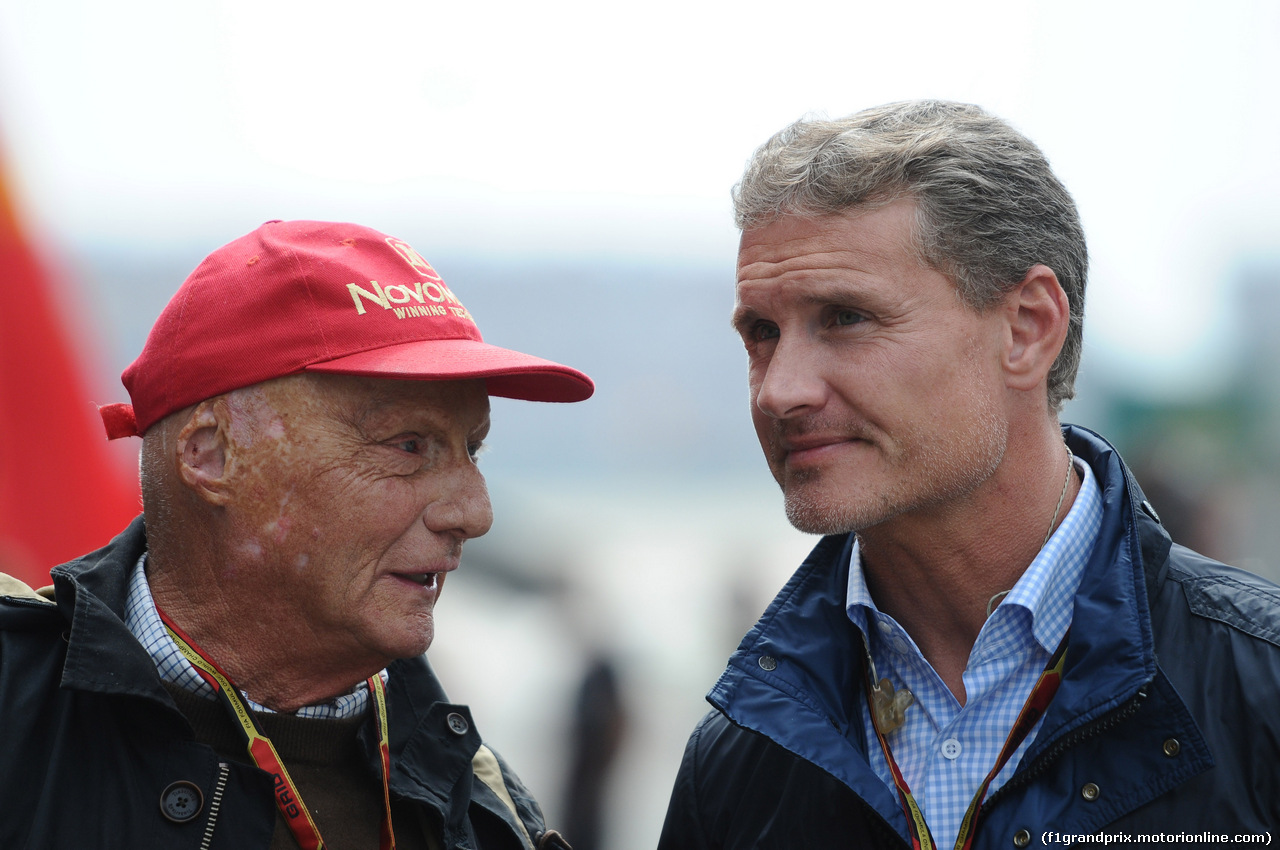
[98,220,594,439]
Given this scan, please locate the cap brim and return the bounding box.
[305,338,594,403]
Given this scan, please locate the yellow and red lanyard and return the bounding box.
[864,631,1069,850]
[158,608,397,850]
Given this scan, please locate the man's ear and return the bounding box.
[1002,264,1070,392]
[175,399,233,506]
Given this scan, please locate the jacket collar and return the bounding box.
[709,530,898,817]
[50,515,178,707]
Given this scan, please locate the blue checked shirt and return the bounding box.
[124,556,382,719]
[846,457,1102,849]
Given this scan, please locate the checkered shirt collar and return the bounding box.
[124,554,381,719]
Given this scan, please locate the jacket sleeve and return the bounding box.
[657,713,715,850]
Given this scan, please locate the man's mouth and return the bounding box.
[780,435,856,459]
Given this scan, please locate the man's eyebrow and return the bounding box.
[341,392,392,427]
[730,304,762,334]
[731,280,872,333]
[343,392,430,438]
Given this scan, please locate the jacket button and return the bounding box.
[758,655,777,671]
[1081,782,1100,801]
[1013,829,1032,847]
[447,712,470,735]
[1163,738,1181,757]
[159,781,203,823]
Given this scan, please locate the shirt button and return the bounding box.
[941,738,962,759]
[447,712,469,735]
[877,620,893,634]
[159,781,203,823]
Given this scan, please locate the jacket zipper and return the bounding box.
[199,762,231,850]
[983,683,1150,810]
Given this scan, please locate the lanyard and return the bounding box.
[157,607,397,850]
[864,630,1069,850]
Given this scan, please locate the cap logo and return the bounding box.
[339,237,475,321]
[346,279,474,322]
[385,237,440,279]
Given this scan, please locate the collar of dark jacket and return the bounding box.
[50,515,179,707]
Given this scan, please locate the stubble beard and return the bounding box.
[772,407,1008,537]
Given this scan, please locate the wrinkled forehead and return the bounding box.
[741,208,894,277]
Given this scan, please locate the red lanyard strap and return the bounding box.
[158,607,397,850]
[864,630,1069,850]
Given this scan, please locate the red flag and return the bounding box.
[0,146,141,587]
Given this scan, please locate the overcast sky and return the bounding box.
[2,0,1278,397]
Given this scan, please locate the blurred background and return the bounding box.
[2,1,1278,847]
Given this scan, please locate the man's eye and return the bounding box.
[753,323,780,341]
[834,310,864,326]
[468,442,487,462]
[393,438,422,455]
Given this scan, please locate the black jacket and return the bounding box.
[659,427,1280,849]
[0,516,559,850]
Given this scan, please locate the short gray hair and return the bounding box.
[733,100,1087,411]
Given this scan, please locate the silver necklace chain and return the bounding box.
[986,445,1075,618]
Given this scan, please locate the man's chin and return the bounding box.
[783,493,862,536]
[375,621,435,662]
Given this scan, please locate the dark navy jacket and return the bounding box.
[660,427,1280,848]
[0,517,559,850]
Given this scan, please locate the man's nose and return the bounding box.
[425,460,494,541]
[753,336,828,420]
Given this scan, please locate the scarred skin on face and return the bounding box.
[149,373,493,711]
[215,385,301,559]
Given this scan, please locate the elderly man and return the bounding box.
[0,220,590,849]
[659,102,1280,849]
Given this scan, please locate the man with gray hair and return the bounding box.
[659,101,1280,848]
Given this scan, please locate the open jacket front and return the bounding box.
[0,517,557,850]
[660,426,1280,849]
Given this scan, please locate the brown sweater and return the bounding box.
[167,685,434,850]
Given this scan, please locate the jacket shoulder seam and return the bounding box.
[1168,567,1280,649]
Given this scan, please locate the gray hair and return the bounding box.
[733,100,1087,411]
